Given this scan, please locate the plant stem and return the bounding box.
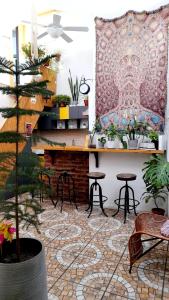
[15,60,20,261]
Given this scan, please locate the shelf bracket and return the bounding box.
[91,152,99,168]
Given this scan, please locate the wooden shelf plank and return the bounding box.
[32,144,164,154]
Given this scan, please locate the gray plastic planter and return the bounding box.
[0,238,48,300]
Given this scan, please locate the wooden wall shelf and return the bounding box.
[32,144,164,154]
[32,144,164,168]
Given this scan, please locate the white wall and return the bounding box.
[0,0,169,213]
[54,0,169,213]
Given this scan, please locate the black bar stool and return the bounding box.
[86,172,108,218]
[55,171,78,212]
[112,173,139,223]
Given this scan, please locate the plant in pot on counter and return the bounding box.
[98,136,106,148]
[127,119,148,149]
[148,130,159,150]
[0,55,65,300]
[141,154,169,215]
[104,124,117,148]
[52,94,71,107]
[88,117,102,148]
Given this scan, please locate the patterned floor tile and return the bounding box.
[45,246,76,280]
[60,255,118,289]
[49,278,104,300]
[80,238,124,261]
[18,200,167,299]
[121,246,167,272]
[106,263,164,299]
[162,271,169,299]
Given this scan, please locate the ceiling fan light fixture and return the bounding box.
[47,27,63,38]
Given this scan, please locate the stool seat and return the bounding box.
[87,172,105,180]
[116,173,136,181]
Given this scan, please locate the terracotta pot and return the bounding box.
[152,208,165,216]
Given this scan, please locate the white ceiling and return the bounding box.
[1,0,169,36]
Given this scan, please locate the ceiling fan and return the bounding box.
[23,14,89,43]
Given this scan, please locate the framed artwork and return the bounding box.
[95,6,169,131]
[68,119,77,129]
[57,120,66,129]
[80,119,88,129]
[25,122,32,137]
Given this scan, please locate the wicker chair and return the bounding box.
[128,212,169,273]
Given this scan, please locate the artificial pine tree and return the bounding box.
[0,56,63,261]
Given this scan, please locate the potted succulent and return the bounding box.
[52,94,71,107]
[0,55,64,300]
[141,154,169,215]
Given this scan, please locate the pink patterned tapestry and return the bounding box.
[95,6,169,130]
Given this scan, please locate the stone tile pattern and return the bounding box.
[24,201,169,300]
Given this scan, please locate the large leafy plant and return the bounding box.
[0,55,64,261]
[141,154,169,208]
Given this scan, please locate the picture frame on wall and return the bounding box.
[80,119,88,129]
[68,119,77,129]
[57,120,66,129]
[25,122,32,137]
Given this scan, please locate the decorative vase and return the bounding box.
[0,238,48,300]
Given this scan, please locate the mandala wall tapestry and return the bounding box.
[95,6,169,130]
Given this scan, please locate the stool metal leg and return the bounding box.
[128,186,137,216]
[112,186,125,217]
[98,183,108,217]
[88,182,94,218]
[85,184,92,212]
[124,182,129,224]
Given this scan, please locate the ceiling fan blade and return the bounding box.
[61,32,73,43]
[53,15,61,26]
[37,32,48,39]
[63,26,89,32]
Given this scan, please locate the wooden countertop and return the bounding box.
[32,144,164,154]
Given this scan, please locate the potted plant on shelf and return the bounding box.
[97,136,106,148]
[22,42,46,60]
[88,117,103,148]
[127,119,148,149]
[0,55,64,300]
[68,69,80,105]
[105,123,118,148]
[52,94,71,107]
[148,130,159,150]
[141,154,169,215]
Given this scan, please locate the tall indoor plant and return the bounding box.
[141,154,169,215]
[0,55,63,300]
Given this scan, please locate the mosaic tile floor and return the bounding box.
[21,200,169,300]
